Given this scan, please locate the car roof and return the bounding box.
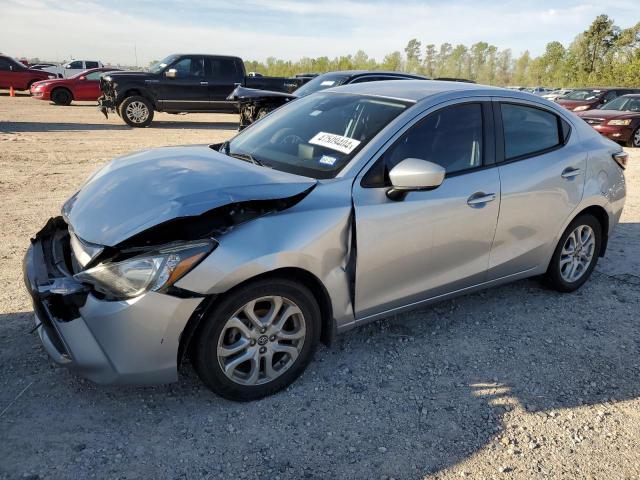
[325,79,504,102]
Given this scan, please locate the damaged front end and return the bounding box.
[228,85,297,130]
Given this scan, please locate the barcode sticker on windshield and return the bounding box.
[309,132,361,155]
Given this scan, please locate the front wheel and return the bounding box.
[118,95,154,127]
[194,278,320,401]
[545,214,602,292]
[51,88,72,106]
[627,127,640,148]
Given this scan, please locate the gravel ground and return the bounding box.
[1,94,639,480]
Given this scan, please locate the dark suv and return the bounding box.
[556,88,640,112]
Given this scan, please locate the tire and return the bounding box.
[118,95,154,127]
[545,214,602,292]
[51,87,73,106]
[194,277,321,401]
[627,127,640,148]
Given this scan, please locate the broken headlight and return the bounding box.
[74,240,214,299]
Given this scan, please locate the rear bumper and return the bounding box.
[23,218,204,385]
[592,124,634,143]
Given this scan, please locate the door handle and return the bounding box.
[200,81,209,86]
[467,192,496,207]
[561,167,581,179]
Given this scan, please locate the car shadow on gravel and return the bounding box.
[0,121,130,133]
[1,264,639,479]
[0,120,239,133]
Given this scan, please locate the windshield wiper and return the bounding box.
[220,141,267,167]
[229,151,265,167]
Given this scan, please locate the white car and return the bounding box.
[42,60,104,78]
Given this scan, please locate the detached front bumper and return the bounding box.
[97,95,116,118]
[23,218,204,385]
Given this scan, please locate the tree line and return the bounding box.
[244,15,640,88]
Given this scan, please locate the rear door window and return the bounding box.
[500,103,563,160]
[85,61,99,69]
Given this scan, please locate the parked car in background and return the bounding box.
[0,55,56,90]
[229,70,428,129]
[24,81,626,401]
[29,63,59,71]
[42,60,104,78]
[542,89,573,101]
[30,67,119,105]
[524,86,553,96]
[577,94,640,147]
[98,53,310,127]
[556,88,640,112]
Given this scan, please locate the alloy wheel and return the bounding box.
[125,101,149,124]
[633,128,640,148]
[559,224,596,283]
[216,295,306,386]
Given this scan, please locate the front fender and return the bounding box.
[175,180,356,329]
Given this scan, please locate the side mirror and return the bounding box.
[78,76,86,81]
[387,158,445,200]
[165,68,177,78]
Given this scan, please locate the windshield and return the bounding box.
[292,73,350,97]
[602,96,640,112]
[564,89,603,101]
[149,55,179,74]
[224,92,410,179]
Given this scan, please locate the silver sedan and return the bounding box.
[24,80,626,401]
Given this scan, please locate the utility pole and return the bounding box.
[134,44,138,68]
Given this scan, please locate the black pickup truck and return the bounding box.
[98,54,306,127]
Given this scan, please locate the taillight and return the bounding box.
[612,151,628,170]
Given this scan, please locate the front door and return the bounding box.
[73,70,103,100]
[158,56,210,111]
[352,101,501,319]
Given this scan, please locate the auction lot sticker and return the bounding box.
[309,132,361,155]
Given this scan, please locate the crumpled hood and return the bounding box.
[62,146,316,247]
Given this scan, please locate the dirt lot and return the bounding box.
[1,94,639,480]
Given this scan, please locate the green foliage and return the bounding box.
[244,15,640,88]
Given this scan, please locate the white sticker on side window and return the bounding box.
[320,80,336,86]
[309,132,361,155]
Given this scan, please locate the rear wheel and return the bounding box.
[51,87,72,106]
[118,95,154,127]
[194,278,320,401]
[628,127,640,148]
[545,214,601,292]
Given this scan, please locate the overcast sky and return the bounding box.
[1,0,638,66]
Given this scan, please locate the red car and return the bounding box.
[577,94,640,148]
[0,55,56,90]
[30,67,118,105]
[556,88,640,112]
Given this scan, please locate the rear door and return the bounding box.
[158,56,210,111]
[205,57,243,111]
[488,99,585,280]
[352,100,501,318]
